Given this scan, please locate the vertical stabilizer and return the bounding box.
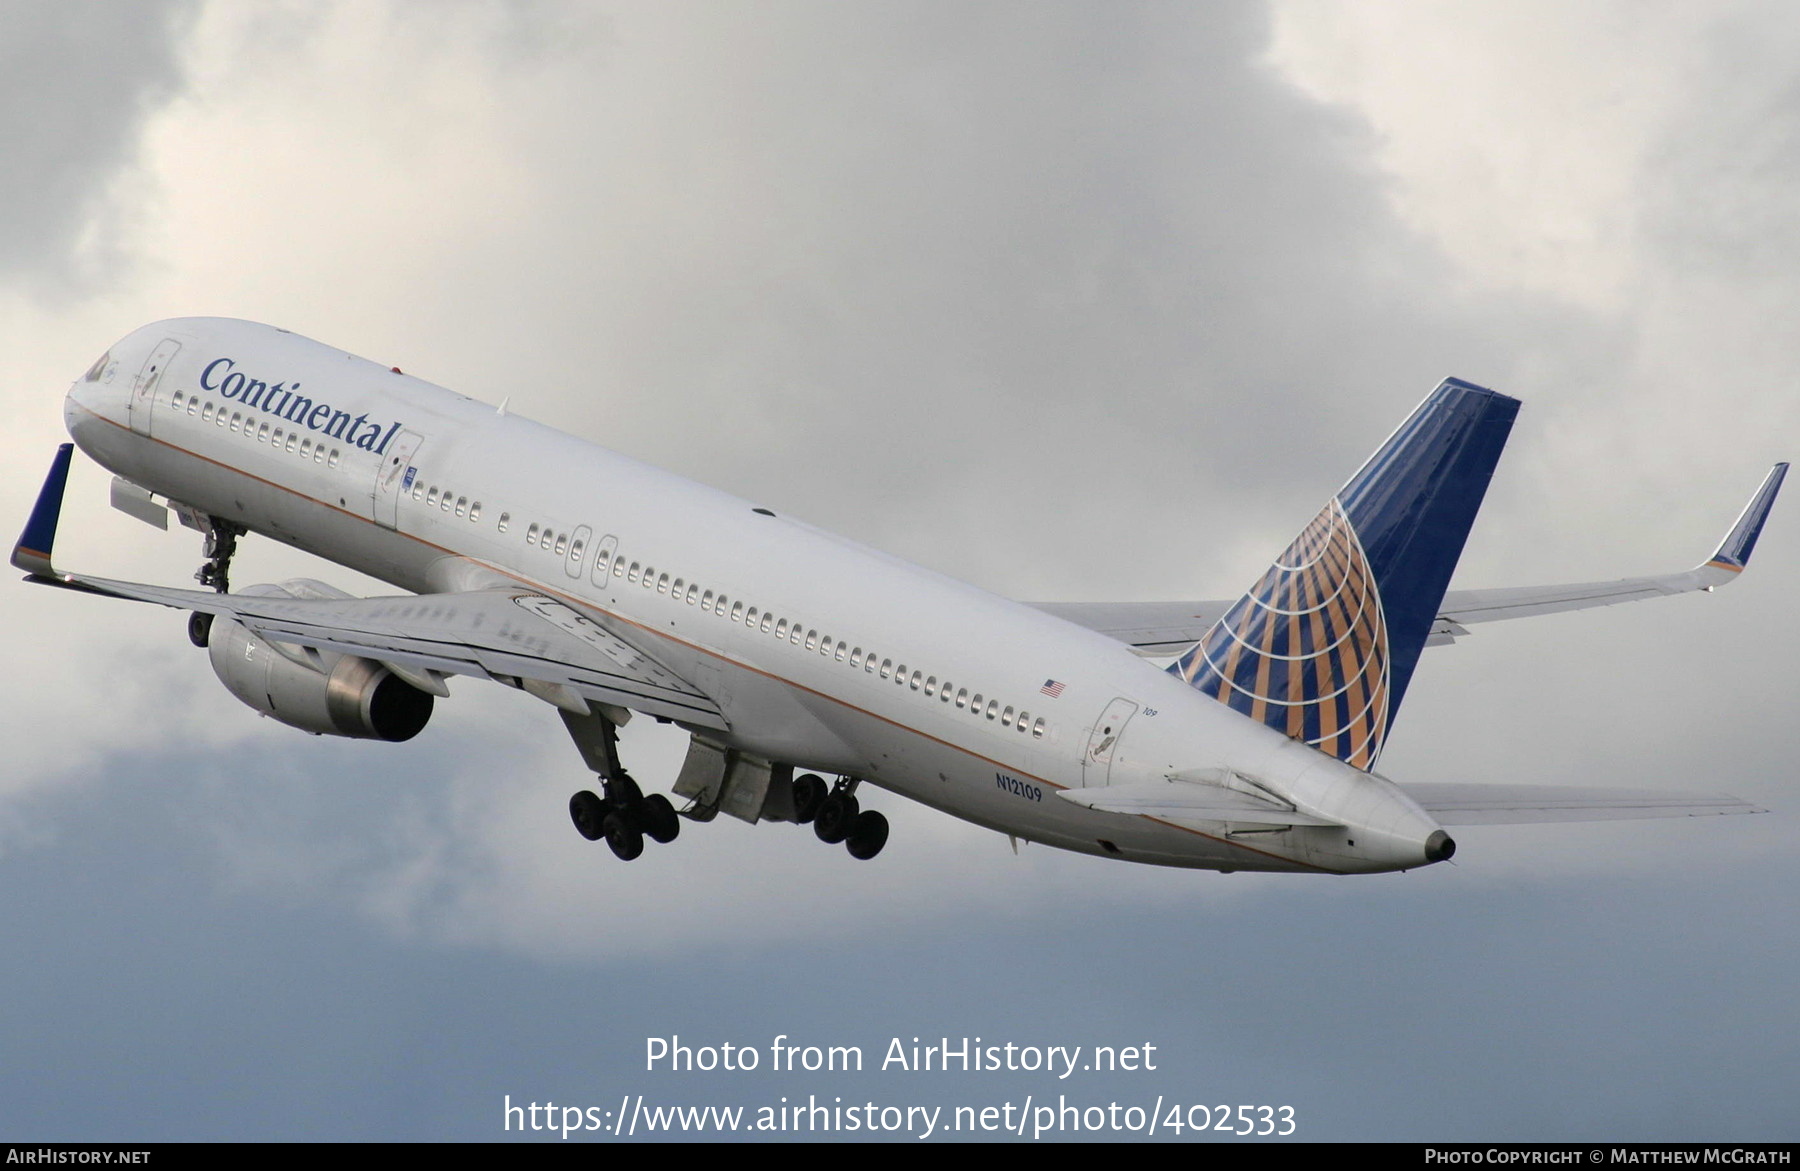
[1171,379,1518,768]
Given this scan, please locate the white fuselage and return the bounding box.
[63,318,1450,875]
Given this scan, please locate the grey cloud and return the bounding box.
[0,1,196,297]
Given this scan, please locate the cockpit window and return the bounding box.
[82,351,110,382]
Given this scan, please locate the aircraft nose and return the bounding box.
[64,348,126,445]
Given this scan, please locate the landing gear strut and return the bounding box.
[196,517,245,593]
[794,774,888,861]
[185,516,245,649]
[562,708,679,862]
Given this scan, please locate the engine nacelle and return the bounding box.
[205,581,433,741]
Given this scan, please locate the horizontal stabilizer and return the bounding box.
[1057,780,1342,827]
[1398,783,1765,825]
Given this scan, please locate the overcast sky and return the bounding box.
[2,1,1796,1142]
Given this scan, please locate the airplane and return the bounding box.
[14,318,1785,875]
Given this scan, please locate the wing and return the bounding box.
[1031,463,1787,654]
[14,446,724,730]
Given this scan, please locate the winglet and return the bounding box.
[1706,462,1787,573]
[13,443,73,577]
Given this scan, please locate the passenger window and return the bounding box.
[1032,718,1045,739]
[731,602,743,622]
[759,613,773,633]
[272,428,283,445]
[703,590,715,610]
[925,677,936,698]
[985,700,998,720]
[880,660,892,680]
[526,522,538,541]
[628,562,641,583]
[657,573,669,594]
[569,537,582,559]
[470,502,481,521]
[805,630,817,651]
[1002,706,1014,726]
[776,619,789,638]
[834,644,846,662]
[328,450,339,467]
[686,585,699,605]
[956,689,969,709]
[498,513,510,533]
[910,671,921,691]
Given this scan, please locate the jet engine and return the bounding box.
[204,580,433,741]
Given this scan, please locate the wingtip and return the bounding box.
[12,444,73,577]
[1707,462,1787,572]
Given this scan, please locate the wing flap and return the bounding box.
[38,572,728,730]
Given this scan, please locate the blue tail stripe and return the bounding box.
[1338,380,1517,721]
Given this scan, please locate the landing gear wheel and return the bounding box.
[640,793,680,844]
[814,793,860,844]
[846,810,889,860]
[187,612,213,649]
[569,790,606,841]
[603,812,644,861]
[607,772,644,808]
[792,774,828,823]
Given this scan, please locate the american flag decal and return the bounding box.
[1040,679,1065,698]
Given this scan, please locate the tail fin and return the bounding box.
[1170,379,1518,768]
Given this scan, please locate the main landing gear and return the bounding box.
[560,710,888,863]
[792,773,888,861]
[569,774,679,861]
[562,707,679,862]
